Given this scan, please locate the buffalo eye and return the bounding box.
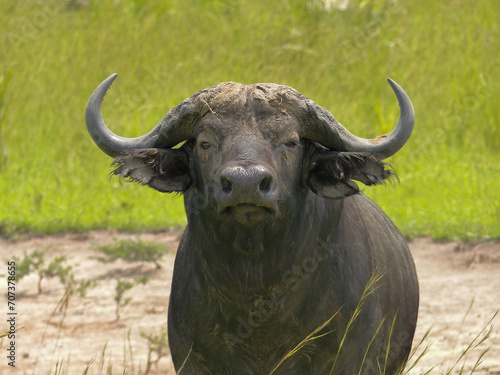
[199,141,213,150]
[284,141,298,149]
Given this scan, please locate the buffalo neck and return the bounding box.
[183,189,343,298]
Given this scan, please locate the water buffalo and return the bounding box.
[86,74,419,374]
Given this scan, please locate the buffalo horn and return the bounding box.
[299,79,415,160]
[85,73,198,157]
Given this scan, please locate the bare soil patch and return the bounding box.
[1,232,499,374]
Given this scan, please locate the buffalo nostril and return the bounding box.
[219,165,275,199]
[221,176,232,194]
[259,176,272,193]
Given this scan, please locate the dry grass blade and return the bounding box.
[401,326,435,374]
[42,289,69,344]
[267,271,384,375]
[82,354,96,375]
[268,309,341,375]
[177,345,193,374]
[0,325,25,338]
[358,316,388,374]
[380,312,399,375]
[452,297,476,353]
[468,346,491,373]
[444,311,497,375]
[127,329,135,374]
[329,271,385,374]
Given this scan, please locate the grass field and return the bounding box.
[0,0,498,240]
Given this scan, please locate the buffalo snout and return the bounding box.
[217,163,278,225]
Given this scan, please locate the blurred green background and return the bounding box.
[0,0,498,240]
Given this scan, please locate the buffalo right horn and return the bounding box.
[297,79,415,160]
[335,79,415,159]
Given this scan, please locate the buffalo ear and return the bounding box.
[111,148,192,193]
[308,151,395,199]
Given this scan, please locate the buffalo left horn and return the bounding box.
[86,73,200,157]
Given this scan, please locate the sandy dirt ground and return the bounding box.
[0,231,499,375]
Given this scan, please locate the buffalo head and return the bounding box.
[86,75,414,229]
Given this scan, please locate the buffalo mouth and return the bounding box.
[219,203,275,227]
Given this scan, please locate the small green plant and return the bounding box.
[140,324,169,375]
[94,239,169,268]
[9,248,73,294]
[9,249,44,282]
[114,276,149,322]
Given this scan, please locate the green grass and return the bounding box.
[0,0,498,239]
[93,238,169,267]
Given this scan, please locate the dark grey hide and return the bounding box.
[86,75,419,374]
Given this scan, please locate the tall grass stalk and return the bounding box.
[443,312,497,375]
[267,273,497,375]
[268,310,341,375]
[380,313,398,375]
[177,345,193,374]
[126,329,135,374]
[268,271,385,374]
[359,315,389,374]
[400,326,435,374]
[329,271,385,374]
